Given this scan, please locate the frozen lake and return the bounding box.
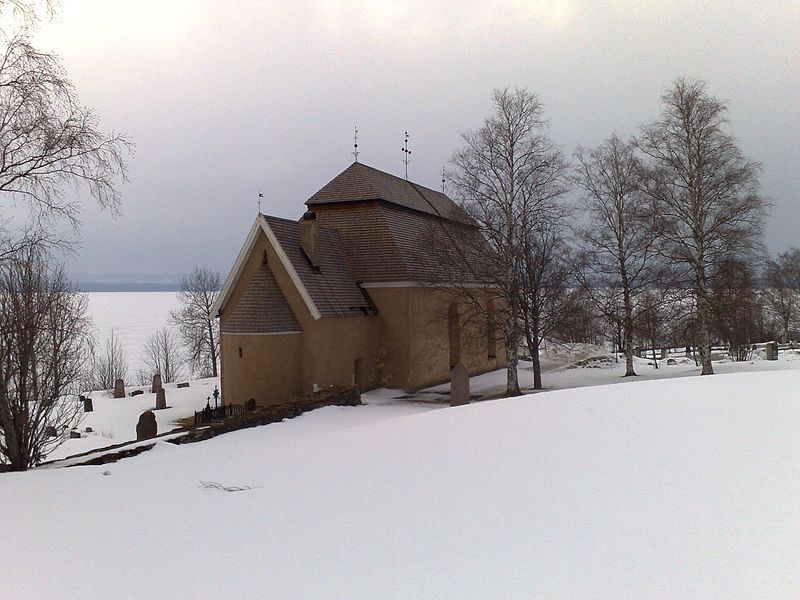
[86,292,181,373]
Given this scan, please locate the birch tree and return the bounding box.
[449,87,568,395]
[574,135,659,376]
[762,248,800,342]
[0,248,92,470]
[171,266,220,378]
[142,327,184,383]
[638,78,767,375]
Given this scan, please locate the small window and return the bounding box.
[238,347,243,358]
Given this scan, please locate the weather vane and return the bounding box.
[258,192,264,213]
[352,126,359,162]
[401,131,411,179]
[441,166,446,193]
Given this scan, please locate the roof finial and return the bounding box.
[258,191,264,213]
[401,131,411,180]
[352,126,359,162]
[441,166,446,193]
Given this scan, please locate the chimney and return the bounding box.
[300,210,319,268]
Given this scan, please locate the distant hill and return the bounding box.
[71,273,184,293]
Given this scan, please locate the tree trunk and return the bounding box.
[523,320,543,390]
[504,331,521,396]
[695,282,714,375]
[622,291,636,377]
[207,319,218,378]
[531,342,542,390]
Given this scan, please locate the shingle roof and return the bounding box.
[313,201,486,284]
[222,263,301,334]
[306,162,472,224]
[263,215,373,317]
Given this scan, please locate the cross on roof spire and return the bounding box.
[401,131,411,179]
[352,126,359,162]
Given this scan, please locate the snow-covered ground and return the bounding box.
[2,367,797,598]
[8,294,796,596]
[86,291,180,373]
[46,379,220,462]
[46,345,800,463]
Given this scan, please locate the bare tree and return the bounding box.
[142,326,184,384]
[574,135,661,376]
[171,266,220,378]
[0,248,92,470]
[84,330,127,392]
[0,20,130,261]
[448,87,569,395]
[762,248,800,342]
[638,78,767,375]
[519,215,575,389]
[710,257,758,361]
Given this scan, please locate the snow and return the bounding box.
[45,378,220,462]
[86,291,180,373]
[3,367,798,598]
[2,294,796,596]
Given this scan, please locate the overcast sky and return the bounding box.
[30,0,800,277]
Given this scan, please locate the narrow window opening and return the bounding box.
[238,346,243,358]
[487,299,497,359]
[448,303,461,369]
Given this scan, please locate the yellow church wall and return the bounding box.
[220,229,379,405]
[406,287,505,390]
[220,332,301,405]
[364,287,412,389]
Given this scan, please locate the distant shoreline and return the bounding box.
[75,283,183,293]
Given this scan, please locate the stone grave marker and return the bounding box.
[151,373,163,394]
[177,382,190,389]
[155,388,167,410]
[130,389,144,397]
[136,411,157,441]
[113,378,125,399]
[83,396,93,412]
[45,426,58,438]
[450,363,470,407]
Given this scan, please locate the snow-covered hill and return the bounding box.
[2,369,797,598]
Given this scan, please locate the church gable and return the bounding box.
[222,262,301,335]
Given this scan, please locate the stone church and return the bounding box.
[213,162,505,404]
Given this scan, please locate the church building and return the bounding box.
[213,162,505,405]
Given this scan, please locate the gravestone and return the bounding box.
[130,389,144,397]
[661,348,668,359]
[113,378,125,399]
[450,363,470,407]
[69,430,81,439]
[765,341,778,361]
[155,388,167,410]
[136,411,157,441]
[83,396,93,412]
[151,373,163,394]
[85,426,93,433]
[177,382,190,389]
[45,426,58,438]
